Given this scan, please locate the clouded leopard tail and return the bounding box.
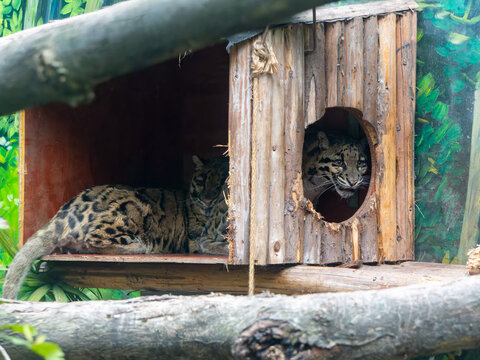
[2,225,57,299]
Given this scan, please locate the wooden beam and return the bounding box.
[290,0,418,24]
[46,261,467,295]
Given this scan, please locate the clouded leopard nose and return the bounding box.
[347,177,358,186]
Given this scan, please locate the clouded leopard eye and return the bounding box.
[333,160,343,166]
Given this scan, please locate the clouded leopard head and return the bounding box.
[190,155,229,210]
[303,131,368,199]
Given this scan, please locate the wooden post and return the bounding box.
[363,16,379,133]
[304,23,326,126]
[228,41,253,265]
[325,21,343,108]
[268,28,286,264]
[377,14,397,261]
[344,17,364,112]
[284,25,305,263]
[395,12,416,260]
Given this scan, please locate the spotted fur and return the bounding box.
[303,130,368,203]
[188,155,229,255]
[3,156,230,299]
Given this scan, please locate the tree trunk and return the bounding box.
[1,276,480,359]
[0,0,334,116]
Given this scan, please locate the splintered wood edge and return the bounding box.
[42,254,229,264]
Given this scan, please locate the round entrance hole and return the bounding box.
[302,107,373,223]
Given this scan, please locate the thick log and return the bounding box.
[0,0,339,116]
[46,261,467,294]
[1,273,479,360]
[228,41,252,264]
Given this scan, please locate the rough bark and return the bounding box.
[0,0,336,116]
[1,276,480,359]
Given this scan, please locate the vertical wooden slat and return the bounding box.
[363,16,379,132]
[304,22,326,127]
[284,24,305,263]
[320,223,344,264]
[395,12,416,260]
[344,17,364,112]
[303,213,320,264]
[268,28,286,264]
[19,110,26,248]
[325,21,342,108]
[336,22,346,107]
[228,41,252,265]
[377,14,397,262]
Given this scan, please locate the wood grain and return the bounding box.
[344,17,364,111]
[395,12,416,261]
[377,14,398,262]
[304,23,326,126]
[47,261,467,295]
[284,25,305,263]
[268,28,286,264]
[228,41,253,264]
[363,16,379,134]
[325,21,342,107]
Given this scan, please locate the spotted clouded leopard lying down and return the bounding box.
[3,156,229,299]
[302,130,369,205]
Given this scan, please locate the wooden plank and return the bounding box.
[290,0,418,24]
[395,12,416,260]
[377,14,397,262]
[325,21,342,107]
[359,196,380,263]
[228,41,252,265]
[320,222,344,264]
[43,254,228,264]
[284,25,305,263]
[268,28,286,264]
[363,16,379,133]
[336,22,346,107]
[304,22,326,127]
[48,261,467,295]
[250,32,274,265]
[344,17,364,111]
[303,211,321,264]
[19,111,26,248]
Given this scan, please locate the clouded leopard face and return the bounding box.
[303,130,369,201]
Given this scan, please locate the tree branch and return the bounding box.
[0,0,335,116]
[1,276,480,359]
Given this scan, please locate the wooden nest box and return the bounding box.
[228,1,417,265]
[20,1,418,290]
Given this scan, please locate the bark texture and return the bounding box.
[1,276,480,359]
[0,0,335,116]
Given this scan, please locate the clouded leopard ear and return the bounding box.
[192,155,204,170]
[317,131,330,149]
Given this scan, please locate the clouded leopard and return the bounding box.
[3,156,229,299]
[302,130,369,205]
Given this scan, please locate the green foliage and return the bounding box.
[0,324,65,360]
[60,0,86,17]
[415,0,480,262]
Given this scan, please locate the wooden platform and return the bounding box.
[44,259,467,295]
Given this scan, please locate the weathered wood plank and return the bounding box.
[363,16,379,133]
[320,222,344,264]
[303,211,321,264]
[359,196,380,263]
[336,22,346,107]
[284,25,305,263]
[250,32,274,265]
[377,14,397,262]
[344,17,364,111]
[325,21,342,107]
[395,12,416,261]
[304,22,326,126]
[228,41,252,265]
[268,28,286,264]
[43,254,228,264]
[290,0,418,24]
[47,261,467,295]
